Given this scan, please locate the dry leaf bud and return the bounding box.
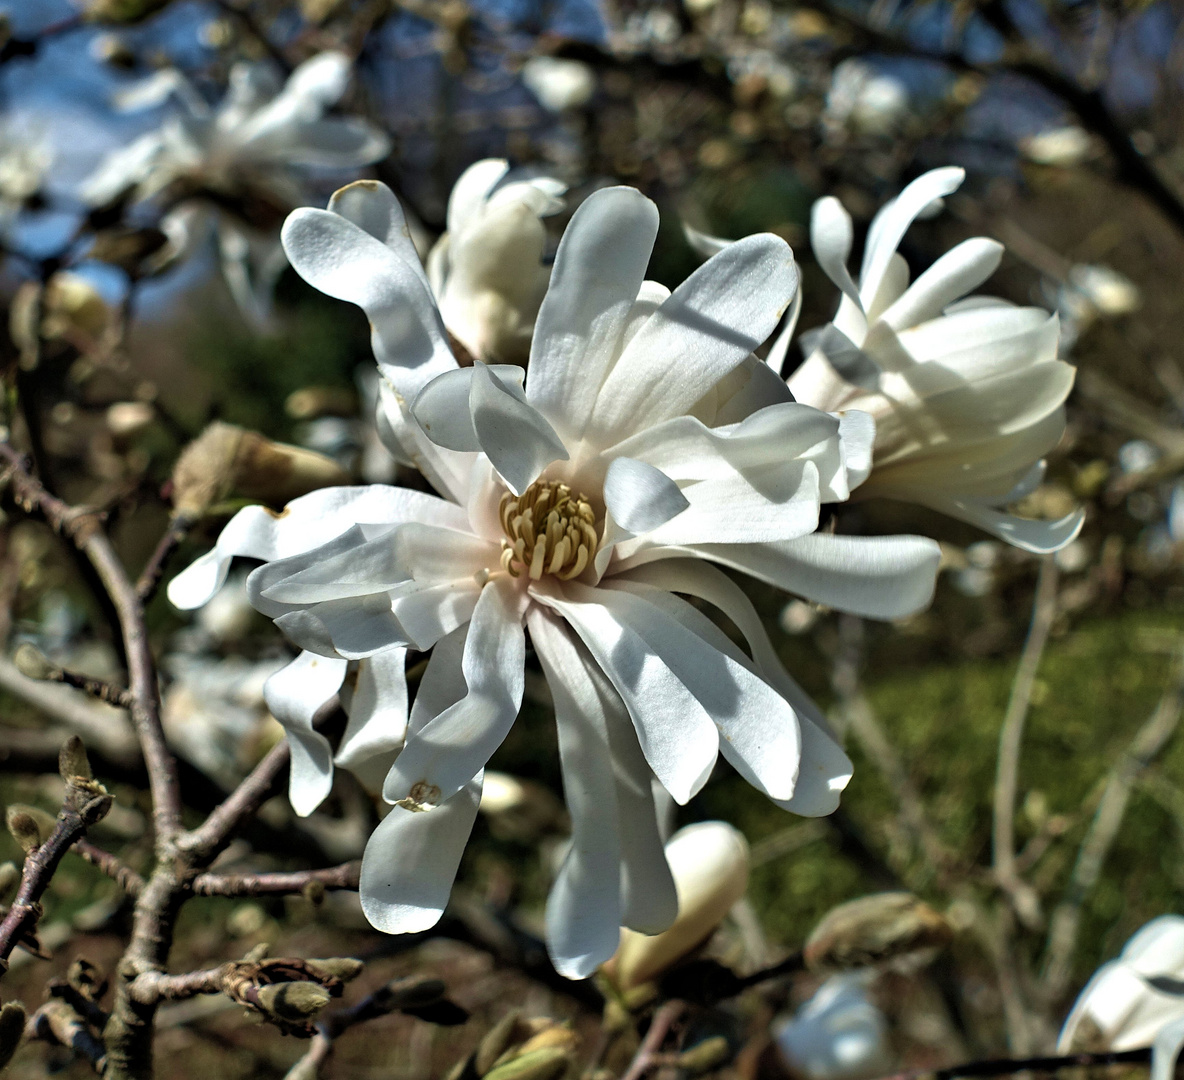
[13,643,59,682]
[804,892,953,971]
[677,1035,731,1073]
[59,735,93,783]
[255,981,333,1023]
[6,804,56,853]
[303,957,363,983]
[482,1048,571,1080]
[170,422,348,519]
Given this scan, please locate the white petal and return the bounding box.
[591,235,798,442]
[384,578,525,807]
[602,457,689,535]
[765,289,803,375]
[880,237,1003,331]
[407,624,468,734]
[599,581,802,802]
[470,364,569,495]
[527,187,660,442]
[390,579,483,651]
[412,367,488,452]
[281,208,455,400]
[533,583,718,804]
[335,648,408,792]
[683,222,732,259]
[447,159,509,234]
[859,167,965,312]
[169,485,466,611]
[811,196,863,314]
[285,50,351,108]
[302,593,409,659]
[327,180,430,291]
[359,774,482,934]
[838,410,876,491]
[376,377,474,503]
[613,559,851,816]
[616,532,942,621]
[263,651,348,816]
[928,498,1085,554]
[529,610,623,978]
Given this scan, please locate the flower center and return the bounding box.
[500,480,597,581]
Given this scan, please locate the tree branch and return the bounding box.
[191,861,359,897]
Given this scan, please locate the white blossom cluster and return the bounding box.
[168,157,1082,980]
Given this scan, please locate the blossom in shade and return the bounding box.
[775,974,894,1080]
[169,179,943,979]
[80,53,389,327]
[425,159,566,365]
[1059,916,1184,1052]
[787,167,1083,554]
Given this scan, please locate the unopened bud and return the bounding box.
[304,957,363,983]
[59,736,93,783]
[804,892,953,972]
[41,272,111,345]
[6,804,56,853]
[301,880,325,906]
[513,1024,578,1057]
[170,422,349,519]
[107,402,155,438]
[0,1001,25,1069]
[13,643,59,682]
[483,1049,570,1080]
[607,821,750,990]
[678,1036,731,1073]
[256,981,332,1023]
[476,1010,523,1075]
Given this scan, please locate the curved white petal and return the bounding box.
[615,532,942,621]
[527,186,660,442]
[613,559,851,816]
[263,651,348,816]
[811,196,862,312]
[529,609,624,978]
[838,410,876,492]
[447,159,510,235]
[281,208,455,400]
[470,363,569,495]
[927,498,1086,554]
[327,180,429,290]
[602,457,689,535]
[335,648,408,793]
[533,584,718,804]
[880,237,1003,331]
[359,773,483,934]
[384,578,525,807]
[591,234,799,443]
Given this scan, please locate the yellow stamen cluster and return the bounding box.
[500,480,597,581]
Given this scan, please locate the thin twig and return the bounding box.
[192,861,359,897]
[72,840,146,896]
[180,740,290,863]
[993,557,1059,929]
[620,1000,686,1080]
[135,515,193,605]
[1041,646,1184,997]
[0,779,112,968]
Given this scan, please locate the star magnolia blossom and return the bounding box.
[169,181,943,979]
[426,159,566,365]
[787,167,1083,554]
[80,52,389,326]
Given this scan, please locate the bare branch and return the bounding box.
[135,514,193,605]
[993,557,1059,929]
[180,740,290,864]
[72,840,145,897]
[1041,646,1184,997]
[192,861,359,897]
[0,776,112,969]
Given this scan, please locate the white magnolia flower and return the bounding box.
[521,57,596,113]
[168,181,943,979]
[1059,916,1184,1052]
[776,973,894,1080]
[823,59,909,137]
[608,820,749,989]
[425,159,566,365]
[0,121,51,238]
[788,167,1083,553]
[80,53,389,327]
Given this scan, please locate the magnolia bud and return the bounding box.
[170,422,349,519]
[476,1010,524,1075]
[13,644,58,682]
[0,1001,25,1069]
[608,821,749,990]
[804,893,952,971]
[59,736,93,783]
[483,1049,570,1080]
[303,957,363,983]
[678,1036,731,1073]
[41,272,112,345]
[256,981,332,1023]
[6,804,56,853]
